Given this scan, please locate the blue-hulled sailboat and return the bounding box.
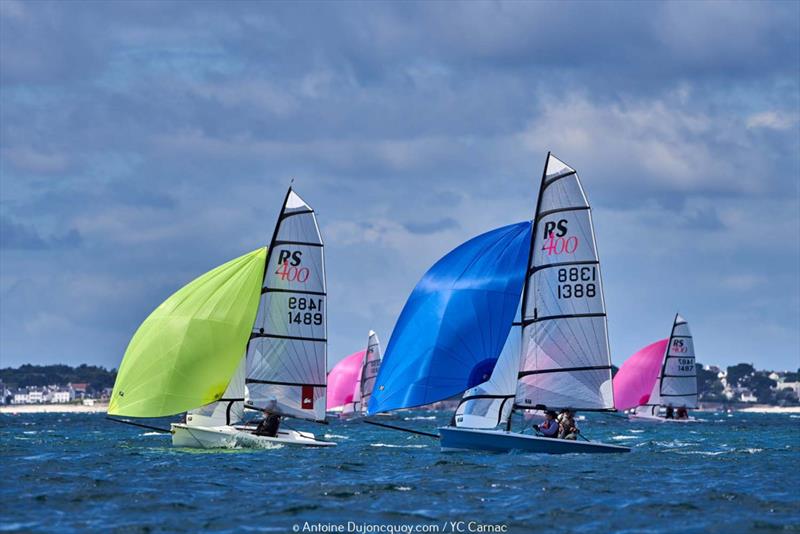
[367,153,629,454]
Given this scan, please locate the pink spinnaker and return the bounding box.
[326,350,366,410]
[613,339,668,411]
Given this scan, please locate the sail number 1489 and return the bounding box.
[556,267,596,299]
[288,297,323,326]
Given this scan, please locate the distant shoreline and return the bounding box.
[0,403,109,414]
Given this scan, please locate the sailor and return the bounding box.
[534,410,559,438]
[558,409,580,440]
[676,406,688,419]
[665,404,675,419]
[254,399,281,437]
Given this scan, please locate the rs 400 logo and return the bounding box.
[541,219,579,256]
[275,249,310,282]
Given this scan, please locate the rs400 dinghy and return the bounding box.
[108,187,335,449]
[367,154,629,454]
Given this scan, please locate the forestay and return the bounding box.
[516,154,614,411]
[368,222,531,415]
[246,189,328,422]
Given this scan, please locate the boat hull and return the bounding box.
[439,427,630,454]
[170,423,336,449]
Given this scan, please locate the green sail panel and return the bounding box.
[108,247,267,417]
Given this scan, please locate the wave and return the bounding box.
[369,443,428,448]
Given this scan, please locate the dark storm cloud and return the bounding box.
[0,0,798,370]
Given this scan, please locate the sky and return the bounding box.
[1,1,798,373]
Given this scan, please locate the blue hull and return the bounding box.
[439,427,630,454]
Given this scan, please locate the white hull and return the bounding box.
[628,413,698,423]
[170,423,336,449]
[439,427,630,454]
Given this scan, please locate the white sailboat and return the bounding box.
[109,187,335,449]
[442,153,627,453]
[354,330,383,416]
[628,314,698,423]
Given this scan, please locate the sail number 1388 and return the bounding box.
[556,267,596,299]
[288,297,323,326]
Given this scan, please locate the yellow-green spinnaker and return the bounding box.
[108,247,266,417]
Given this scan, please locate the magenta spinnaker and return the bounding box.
[613,339,669,411]
[326,350,366,411]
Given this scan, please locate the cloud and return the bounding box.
[0,0,797,371]
[402,217,460,235]
[746,111,800,131]
[0,215,82,250]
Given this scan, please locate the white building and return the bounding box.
[51,389,73,403]
[740,390,758,403]
[12,389,30,404]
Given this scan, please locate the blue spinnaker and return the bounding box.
[367,222,531,415]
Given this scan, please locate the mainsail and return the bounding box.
[367,222,531,415]
[108,248,266,418]
[357,330,382,415]
[612,339,668,412]
[515,154,615,412]
[246,189,328,422]
[635,314,697,414]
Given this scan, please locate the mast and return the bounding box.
[505,152,551,431]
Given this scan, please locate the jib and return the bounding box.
[543,219,568,238]
[277,250,303,266]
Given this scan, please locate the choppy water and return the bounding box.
[1,411,798,533]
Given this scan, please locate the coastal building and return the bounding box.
[739,390,758,403]
[51,388,73,403]
[69,383,89,399]
[12,389,30,404]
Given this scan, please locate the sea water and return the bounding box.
[1,411,798,533]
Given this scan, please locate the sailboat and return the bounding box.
[108,187,336,448]
[368,153,630,454]
[327,331,383,418]
[615,314,698,422]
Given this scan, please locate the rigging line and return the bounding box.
[106,417,172,434]
[362,419,439,439]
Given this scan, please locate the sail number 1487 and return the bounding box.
[288,297,323,326]
[556,267,596,299]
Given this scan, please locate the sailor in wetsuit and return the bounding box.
[254,407,281,437]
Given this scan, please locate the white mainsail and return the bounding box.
[635,314,697,415]
[358,330,382,415]
[515,154,614,412]
[186,355,246,427]
[246,189,327,422]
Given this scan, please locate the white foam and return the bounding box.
[370,443,428,448]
